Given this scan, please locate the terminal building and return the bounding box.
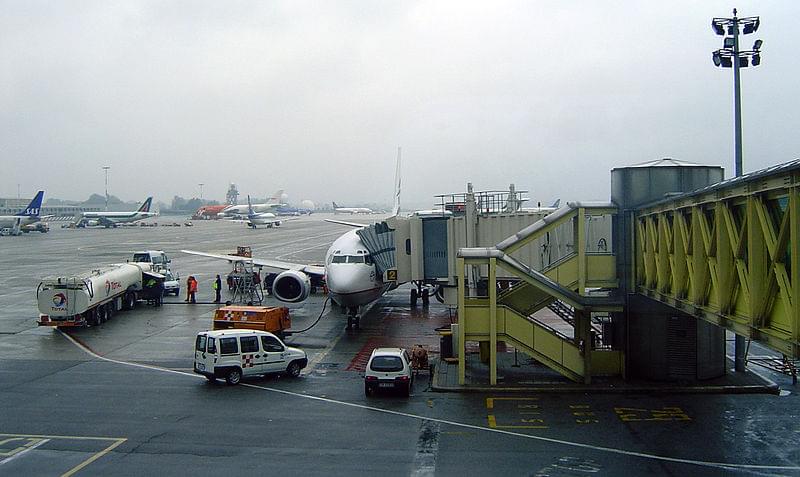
[0,198,101,217]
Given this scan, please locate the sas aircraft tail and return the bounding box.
[137,197,153,213]
[15,190,44,217]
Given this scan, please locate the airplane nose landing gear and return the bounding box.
[346,306,360,330]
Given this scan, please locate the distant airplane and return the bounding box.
[332,201,372,215]
[0,190,45,235]
[192,204,228,219]
[244,195,282,229]
[77,197,156,227]
[520,199,561,213]
[223,189,284,217]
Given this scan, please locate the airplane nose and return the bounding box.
[327,266,367,294]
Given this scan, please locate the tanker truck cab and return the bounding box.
[194,329,307,385]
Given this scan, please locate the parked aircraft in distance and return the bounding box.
[332,201,372,214]
[223,189,284,217]
[77,197,156,227]
[243,195,282,229]
[192,204,228,220]
[0,190,45,235]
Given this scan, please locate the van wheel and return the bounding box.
[364,383,373,396]
[285,361,302,378]
[205,375,216,383]
[403,382,411,397]
[225,368,242,385]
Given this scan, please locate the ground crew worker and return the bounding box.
[185,276,192,302]
[189,276,198,303]
[213,274,222,303]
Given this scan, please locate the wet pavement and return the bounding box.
[1,217,799,476]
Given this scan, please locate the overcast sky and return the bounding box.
[2,1,798,209]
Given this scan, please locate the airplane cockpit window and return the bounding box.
[331,255,347,264]
[364,255,374,265]
[347,255,365,263]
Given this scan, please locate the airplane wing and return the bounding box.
[181,250,325,276]
[324,218,369,228]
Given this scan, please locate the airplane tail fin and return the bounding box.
[137,197,153,213]
[332,201,339,209]
[269,189,285,204]
[551,199,561,208]
[391,146,401,217]
[247,195,255,216]
[15,190,44,217]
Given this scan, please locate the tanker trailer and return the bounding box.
[37,262,154,327]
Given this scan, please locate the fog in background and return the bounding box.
[2,1,798,209]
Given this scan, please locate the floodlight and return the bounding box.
[753,39,763,50]
[743,18,760,34]
[720,56,733,68]
[712,21,725,35]
[712,51,722,66]
[752,54,760,66]
[724,37,735,48]
[739,56,748,67]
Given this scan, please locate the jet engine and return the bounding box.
[272,270,311,303]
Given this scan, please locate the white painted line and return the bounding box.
[0,438,50,466]
[59,330,800,473]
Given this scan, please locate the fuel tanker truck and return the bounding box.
[37,262,161,327]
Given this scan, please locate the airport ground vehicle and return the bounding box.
[21,222,49,233]
[212,305,291,338]
[364,348,413,396]
[37,262,158,327]
[194,329,307,385]
[162,269,180,296]
[131,250,171,271]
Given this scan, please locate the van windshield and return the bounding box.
[132,253,150,263]
[195,335,207,352]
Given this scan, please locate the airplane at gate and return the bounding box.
[0,190,45,235]
[77,197,156,227]
[184,148,404,329]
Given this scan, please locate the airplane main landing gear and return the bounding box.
[346,306,360,330]
[410,282,430,307]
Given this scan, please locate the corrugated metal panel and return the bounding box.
[356,222,395,277]
[667,315,697,379]
[422,218,448,279]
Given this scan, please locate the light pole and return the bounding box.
[198,183,204,201]
[711,9,762,372]
[102,166,111,211]
[711,9,763,177]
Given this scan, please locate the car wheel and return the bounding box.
[364,383,373,397]
[285,361,302,378]
[403,381,411,397]
[205,375,216,383]
[225,368,242,385]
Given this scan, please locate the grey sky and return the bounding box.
[2,1,798,209]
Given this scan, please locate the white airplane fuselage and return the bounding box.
[81,211,157,224]
[323,229,390,308]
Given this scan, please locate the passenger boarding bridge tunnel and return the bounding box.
[452,158,800,385]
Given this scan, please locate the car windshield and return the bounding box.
[370,355,403,372]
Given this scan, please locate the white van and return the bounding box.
[194,329,307,385]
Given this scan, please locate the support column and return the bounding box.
[577,207,586,294]
[576,309,592,384]
[489,257,497,385]
[457,257,466,385]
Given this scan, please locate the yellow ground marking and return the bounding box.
[487,415,497,428]
[0,433,126,477]
[62,438,127,477]
[614,406,691,422]
[0,437,48,459]
[486,396,539,409]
